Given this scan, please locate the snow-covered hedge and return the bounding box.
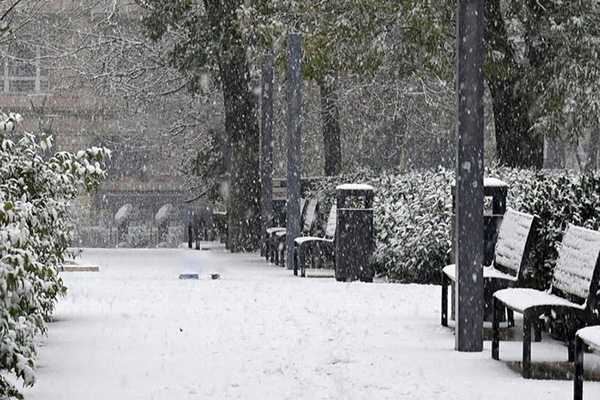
[307,168,454,282]
[372,169,454,282]
[515,172,600,289]
[308,167,600,287]
[0,112,109,398]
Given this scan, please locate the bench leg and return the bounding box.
[274,240,280,265]
[299,246,306,277]
[523,312,532,379]
[534,319,543,343]
[264,235,270,261]
[568,339,576,363]
[492,297,501,360]
[507,309,515,328]
[278,241,285,267]
[574,336,584,400]
[293,246,298,276]
[441,274,448,327]
[268,237,275,263]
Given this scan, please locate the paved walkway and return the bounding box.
[24,246,600,399]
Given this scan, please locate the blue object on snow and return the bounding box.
[179,273,199,280]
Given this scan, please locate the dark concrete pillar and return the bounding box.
[261,50,274,256]
[455,0,485,352]
[286,33,303,270]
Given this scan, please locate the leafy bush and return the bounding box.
[306,168,454,283]
[0,112,109,398]
[126,225,151,248]
[308,167,600,286]
[516,172,600,289]
[371,168,453,283]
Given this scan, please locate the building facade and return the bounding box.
[1,0,190,246]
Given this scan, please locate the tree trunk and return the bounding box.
[543,135,566,169]
[484,0,543,168]
[590,128,599,171]
[220,63,260,252]
[318,76,342,176]
[585,127,599,172]
[207,0,261,251]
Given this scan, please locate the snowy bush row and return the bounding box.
[306,168,454,282]
[308,167,600,287]
[0,113,109,399]
[514,172,600,289]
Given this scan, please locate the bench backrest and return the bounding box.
[302,198,318,234]
[493,208,537,281]
[324,205,337,239]
[552,224,600,306]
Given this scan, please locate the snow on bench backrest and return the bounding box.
[494,208,535,275]
[325,205,337,239]
[303,199,318,233]
[553,224,600,301]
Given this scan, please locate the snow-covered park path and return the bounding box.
[24,246,600,399]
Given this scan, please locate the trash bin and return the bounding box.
[451,177,508,321]
[451,177,508,265]
[335,184,375,282]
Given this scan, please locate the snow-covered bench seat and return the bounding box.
[492,223,600,379]
[441,208,538,327]
[293,205,337,277]
[574,326,600,400]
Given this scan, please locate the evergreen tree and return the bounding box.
[139,0,261,251]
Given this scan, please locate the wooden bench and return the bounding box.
[265,198,307,263]
[269,198,319,266]
[273,198,319,266]
[492,223,600,378]
[293,204,336,277]
[441,208,538,327]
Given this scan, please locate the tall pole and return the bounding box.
[455,0,485,352]
[286,33,303,270]
[260,50,274,256]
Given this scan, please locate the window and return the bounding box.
[2,44,49,95]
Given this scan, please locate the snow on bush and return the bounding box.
[372,169,454,283]
[515,171,600,289]
[307,168,454,283]
[0,112,109,398]
[308,167,600,287]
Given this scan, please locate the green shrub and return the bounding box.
[308,167,600,287]
[306,168,454,283]
[515,172,600,289]
[371,168,453,283]
[0,112,109,398]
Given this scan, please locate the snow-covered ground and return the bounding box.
[24,246,600,399]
